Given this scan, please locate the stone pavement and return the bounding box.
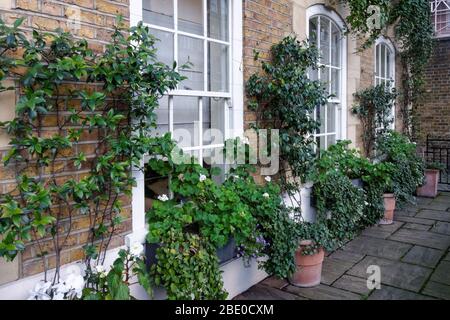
[235,192,450,300]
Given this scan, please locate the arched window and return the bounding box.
[375,37,395,87]
[375,37,396,128]
[307,5,347,150]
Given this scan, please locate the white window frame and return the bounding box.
[127,0,243,245]
[374,36,396,130]
[306,5,347,149]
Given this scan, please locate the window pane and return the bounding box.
[178,0,203,35]
[327,134,336,147]
[327,103,336,133]
[375,45,380,77]
[203,98,225,145]
[331,22,341,67]
[320,66,330,92]
[208,0,229,41]
[150,28,174,66]
[330,68,340,97]
[173,96,199,147]
[203,148,226,183]
[380,44,386,78]
[316,105,325,134]
[178,35,204,90]
[316,135,326,150]
[143,0,173,28]
[309,17,318,45]
[208,42,229,92]
[386,50,391,79]
[154,96,169,137]
[319,17,330,65]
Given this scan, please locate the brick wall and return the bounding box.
[0,0,132,281]
[416,38,450,147]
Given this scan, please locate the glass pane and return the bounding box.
[178,0,203,35]
[375,45,380,77]
[316,135,326,151]
[144,165,169,211]
[208,42,229,92]
[380,44,386,78]
[173,96,199,147]
[309,17,318,45]
[327,134,336,148]
[320,66,330,93]
[203,148,226,184]
[154,96,169,137]
[203,98,225,145]
[327,103,336,133]
[150,28,174,66]
[386,50,392,79]
[143,0,173,28]
[309,68,318,81]
[319,17,330,65]
[331,22,341,67]
[178,35,204,90]
[208,0,229,41]
[330,68,340,97]
[316,105,325,134]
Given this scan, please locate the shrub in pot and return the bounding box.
[417,162,444,198]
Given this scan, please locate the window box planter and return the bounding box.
[379,193,396,225]
[145,237,237,270]
[289,240,324,287]
[416,169,440,198]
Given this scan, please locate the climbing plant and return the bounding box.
[0,17,182,290]
[352,83,398,157]
[340,0,434,139]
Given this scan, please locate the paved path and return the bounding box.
[235,192,450,300]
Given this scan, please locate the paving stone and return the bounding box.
[444,252,450,261]
[430,261,450,285]
[416,209,450,222]
[431,221,450,235]
[342,236,412,260]
[368,285,435,300]
[403,223,431,231]
[422,281,450,299]
[347,256,432,292]
[431,195,450,204]
[426,202,450,211]
[320,258,355,285]
[284,284,361,300]
[388,228,450,250]
[395,209,418,217]
[394,216,435,225]
[361,221,404,239]
[260,276,288,290]
[401,246,444,268]
[329,250,365,263]
[234,284,306,300]
[332,275,372,295]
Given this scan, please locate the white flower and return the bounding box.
[178,173,185,181]
[264,176,272,182]
[199,174,207,182]
[130,242,144,258]
[233,174,240,180]
[263,193,270,198]
[242,137,250,145]
[64,273,85,299]
[27,281,52,300]
[364,201,369,206]
[157,194,169,202]
[95,265,105,274]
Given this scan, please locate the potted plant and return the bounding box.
[290,239,325,287]
[380,192,396,225]
[416,162,444,198]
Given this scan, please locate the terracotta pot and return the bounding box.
[379,193,396,225]
[289,240,324,287]
[416,169,440,198]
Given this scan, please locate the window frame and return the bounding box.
[306,4,347,150]
[127,0,244,245]
[374,36,396,130]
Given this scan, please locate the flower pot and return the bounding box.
[416,169,440,198]
[379,193,396,225]
[282,182,316,223]
[289,240,324,287]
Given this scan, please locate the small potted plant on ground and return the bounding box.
[416,162,444,198]
[380,192,396,225]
